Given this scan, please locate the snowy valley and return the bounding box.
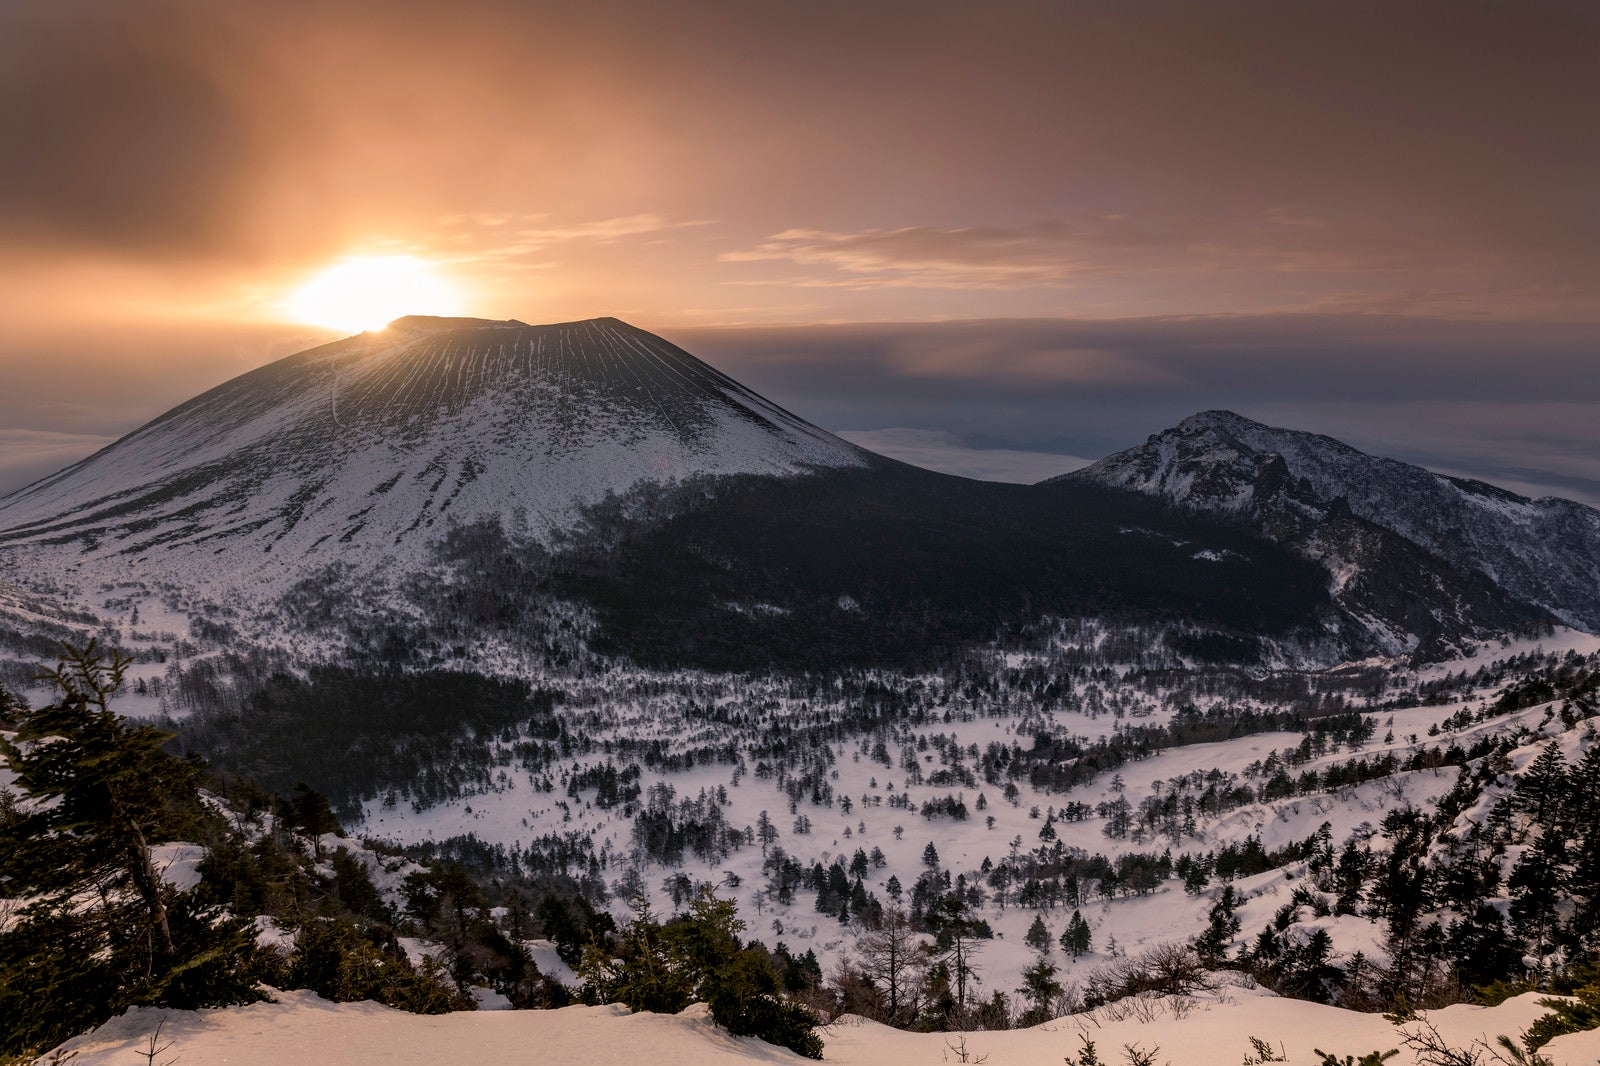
[3,321,1600,1064]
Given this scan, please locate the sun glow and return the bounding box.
[285,255,464,333]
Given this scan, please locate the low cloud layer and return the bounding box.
[3,313,1597,506]
[0,430,117,497]
[670,314,1600,505]
[835,429,1090,484]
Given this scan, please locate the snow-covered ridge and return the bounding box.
[0,316,868,594]
[1060,410,1600,633]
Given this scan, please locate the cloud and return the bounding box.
[0,318,337,497]
[835,429,1089,484]
[429,214,713,268]
[1,1,1597,499]
[667,314,1600,505]
[4,312,1598,508]
[676,314,1600,401]
[718,211,1505,294]
[0,430,116,496]
[2,1,1597,326]
[723,224,1097,288]
[1244,400,1600,506]
[879,338,1178,386]
[0,3,337,264]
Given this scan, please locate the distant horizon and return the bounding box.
[4,311,1599,509]
[3,2,1596,502]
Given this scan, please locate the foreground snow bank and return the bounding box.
[827,990,1600,1066]
[51,986,1600,1066]
[55,994,801,1066]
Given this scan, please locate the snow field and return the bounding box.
[346,634,1600,1001]
[50,986,1600,1066]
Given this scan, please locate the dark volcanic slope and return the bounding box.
[432,461,1338,672]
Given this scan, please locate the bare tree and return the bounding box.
[135,1018,178,1066]
[855,905,925,1026]
[943,1034,989,1064]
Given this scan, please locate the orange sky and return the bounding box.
[2,0,1598,497]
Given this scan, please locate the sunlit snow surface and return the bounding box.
[50,987,1600,1066]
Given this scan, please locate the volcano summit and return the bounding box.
[0,317,866,590]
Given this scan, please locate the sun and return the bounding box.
[285,255,464,333]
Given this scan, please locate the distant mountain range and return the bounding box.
[0,318,1592,670]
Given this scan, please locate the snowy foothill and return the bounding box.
[49,986,1600,1066]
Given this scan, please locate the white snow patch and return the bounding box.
[48,987,1590,1066]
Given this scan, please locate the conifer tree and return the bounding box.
[1564,744,1600,951]
[1372,807,1432,995]
[288,782,342,859]
[1517,742,1568,826]
[926,894,982,1023]
[580,896,693,1013]
[0,642,262,1058]
[1061,909,1092,958]
[1510,826,1566,976]
[1444,903,1520,987]
[1025,913,1052,953]
[1276,927,1341,1003]
[579,892,823,1057]
[1567,743,1600,827]
[1016,956,1062,1025]
[1,644,184,958]
[1196,885,1241,966]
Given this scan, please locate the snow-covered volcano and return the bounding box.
[0,316,867,590]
